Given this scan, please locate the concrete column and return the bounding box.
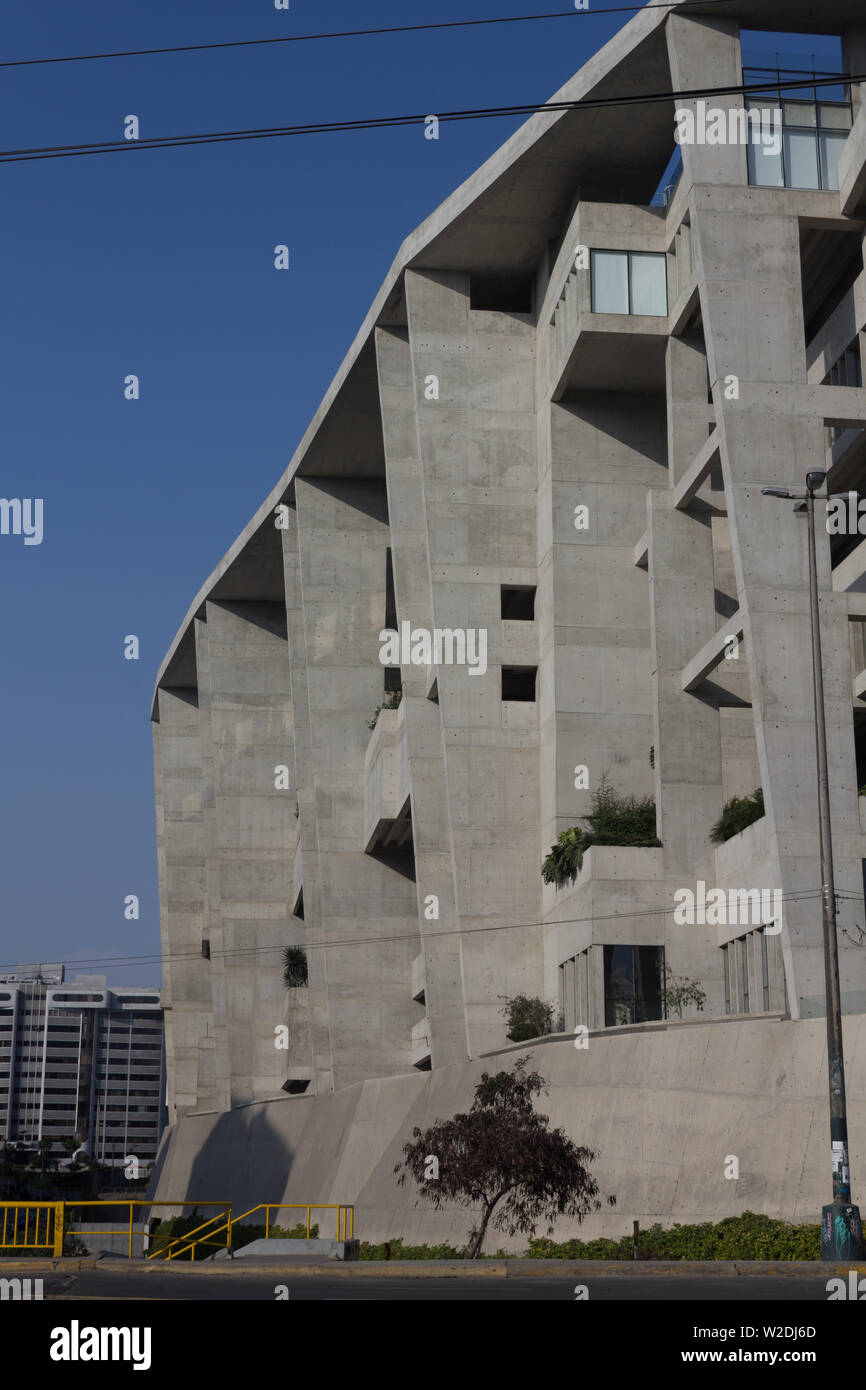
[696,192,866,1016]
[293,475,420,1089]
[197,599,297,1108]
[842,26,866,115]
[544,393,664,839]
[375,324,469,1068]
[405,268,544,1058]
[666,15,745,192]
[153,687,216,1118]
[649,494,722,878]
[281,503,331,1093]
[666,333,712,488]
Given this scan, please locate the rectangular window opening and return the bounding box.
[590,250,667,316]
[500,585,536,620]
[470,274,533,313]
[603,944,664,1027]
[745,71,852,191]
[502,665,537,701]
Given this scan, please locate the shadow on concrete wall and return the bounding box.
[186,1107,295,1217]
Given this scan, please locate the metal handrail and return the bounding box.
[143,1205,232,1261]
[202,1202,355,1254]
[0,1198,354,1259]
[0,1201,63,1256]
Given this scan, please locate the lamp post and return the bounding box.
[761,470,865,1259]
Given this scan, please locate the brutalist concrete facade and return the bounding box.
[153,0,866,1125]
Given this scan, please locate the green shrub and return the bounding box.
[526,1212,819,1261]
[359,1238,466,1260]
[283,946,308,988]
[367,690,403,731]
[709,789,765,844]
[542,776,660,885]
[359,1213,819,1262]
[500,995,556,1042]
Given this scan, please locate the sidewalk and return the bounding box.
[2,1255,864,1278]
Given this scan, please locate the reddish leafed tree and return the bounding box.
[394,1057,614,1258]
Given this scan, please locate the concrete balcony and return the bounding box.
[410,1016,431,1068]
[543,843,667,960]
[712,813,775,946]
[548,265,668,397]
[281,985,313,1093]
[364,702,412,853]
[542,203,670,398]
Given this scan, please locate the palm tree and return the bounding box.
[37,1137,52,1180]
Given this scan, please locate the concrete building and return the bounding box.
[153,0,866,1144]
[0,966,165,1171]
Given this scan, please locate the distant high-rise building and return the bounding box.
[0,965,165,1170]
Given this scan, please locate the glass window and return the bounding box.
[748,139,784,188]
[723,944,731,1015]
[745,78,851,191]
[603,944,664,1026]
[819,132,848,191]
[784,130,820,188]
[591,250,628,314]
[818,102,853,131]
[591,251,667,316]
[630,253,668,315]
[783,100,816,127]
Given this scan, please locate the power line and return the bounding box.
[0,2,742,70]
[0,886,841,976]
[0,71,858,166]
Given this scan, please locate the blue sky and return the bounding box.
[0,3,846,986]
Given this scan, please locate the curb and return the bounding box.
[1,1257,863,1278]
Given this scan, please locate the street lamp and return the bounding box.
[761,471,865,1259]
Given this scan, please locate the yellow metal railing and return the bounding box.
[0,1202,64,1256]
[194,1202,354,1257]
[66,1200,231,1262]
[144,1204,233,1262]
[0,1199,353,1260]
[233,1203,354,1241]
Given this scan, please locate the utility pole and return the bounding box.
[762,471,864,1259]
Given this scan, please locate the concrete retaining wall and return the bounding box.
[152,1014,866,1252]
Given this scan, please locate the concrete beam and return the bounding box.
[673,429,721,510]
[681,614,744,692]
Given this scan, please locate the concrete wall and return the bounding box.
[153,2,866,1115]
[152,1016,866,1250]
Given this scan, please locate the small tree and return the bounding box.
[283,946,308,989]
[394,1058,614,1258]
[663,965,706,1019]
[37,1138,53,1178]
[500,995,555,1042]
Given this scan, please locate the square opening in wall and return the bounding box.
[502,665,537,701]
[470,274,533,313]
[501,585,536,620]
